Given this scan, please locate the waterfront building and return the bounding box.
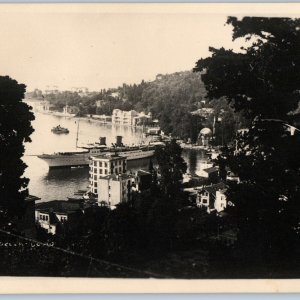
[146,127,161,136]
[35,100,51,112]
[90,114,112,123]
[112,109,139,126]
[63,104,78,116]
[89,154,127,195]
[196,182,227,213]
[112,109,152,126]
[132,112,152,126]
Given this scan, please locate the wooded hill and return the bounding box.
[41,70,247,144]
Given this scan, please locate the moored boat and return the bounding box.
[37,136,159,169]
[51,125,69,134]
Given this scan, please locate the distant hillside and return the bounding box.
[40,70,246,144]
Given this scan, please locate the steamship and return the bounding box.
[37,136,156,169]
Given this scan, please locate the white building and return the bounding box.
[98,174,135,208]
[35,210,56,234]
[89,154,127,195]
[196,182,227,213]
[112,109,139,126]
[215,189,227,212]
[112,109,152,126]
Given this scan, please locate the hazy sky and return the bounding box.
[0,4,293,92]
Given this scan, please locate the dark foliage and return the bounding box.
[194,17,300,275]
[0,76,34,216]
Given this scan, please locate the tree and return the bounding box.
[194,17,300,275]
[0,76,34,216]
[155,139,187,199]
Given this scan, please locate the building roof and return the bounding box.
[25,195,41,202]
[135,169,151,177]
[99,173,134,181]
[199,127,213,136]
[36,200,84,214]
[202,166,219,174]
[201,182,227,198]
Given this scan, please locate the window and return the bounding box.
[93,161,97,166]
[94,182,97,187]
[105,162,108,167]
[100,169,103,174]
[202,199,208,204]
[100,162,102,167]
[105,170,107,175]
[94,175,97,181]
[94,168,97,174]
[94,189,98,194]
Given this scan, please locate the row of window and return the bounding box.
[93,160,125,167]
[94,161,108,167]
[39,214,49,221]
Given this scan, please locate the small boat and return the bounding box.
[51,125,69,134]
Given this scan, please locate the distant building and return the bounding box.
[191,108,214,119]
[91,114,112,123]
[96,100,105,108]
[89,154,127,195]
[197,127,213,146]
[196,182,227,213]
[35,100,52,112]
[146,127,161,136]
[111,91,120,98]
[132,112,152,126]
[112,109,138,126]
[112,109,152,126]
[63,105,78,116]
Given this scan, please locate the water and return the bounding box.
[23,101,206,201]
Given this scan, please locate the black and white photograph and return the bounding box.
[1,3,300,292]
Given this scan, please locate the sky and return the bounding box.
[0,4,294,92]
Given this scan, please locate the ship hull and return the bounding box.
[38,150,155,169]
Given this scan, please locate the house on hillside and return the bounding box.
[196,182,228,213]
[35,200,86,235]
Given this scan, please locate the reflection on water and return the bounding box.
[182,149,208,176]
[45,167,89,181]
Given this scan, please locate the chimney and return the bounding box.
[99,137,106,146]
[116,136,123,147]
